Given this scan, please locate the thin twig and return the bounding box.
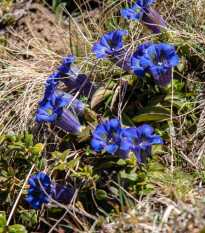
[6,164,35,226]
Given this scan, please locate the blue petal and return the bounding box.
[93,123,108,139]
[91,42,108,58]
[31,200,41,210]
[91,138,105,151]
[137,124,154,139]
[39,173,51,187]
[147,135,163,145]
[132,145,142,162]
[104,144,118,154]
[28,178,36,188]
[120,139,133,151]
[109,119,121,134]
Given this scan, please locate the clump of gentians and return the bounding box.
[92,30,132,72]
[36,80,83,134]
[25,173,74,210]
[131,42,180,88]
[121,0,167,34]
[91,119,163,163]
[56,55,95,96]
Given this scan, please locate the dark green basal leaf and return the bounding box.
[95,190,107,200]
[98,161,118,169]
[122,112,136,127]
[132,106,174,123]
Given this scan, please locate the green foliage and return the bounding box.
[0,212,27,233]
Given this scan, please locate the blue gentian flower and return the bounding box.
[55,89,85,115]
[124,125,163,163]
[39,79,59,107]
[25,173,74,210]
[121,0,167,34]
[139,42,180,87]
[36,94,83,134]
[92,30,132,72]
[91,119,132,159]
[57,55,95,96]
[46,71,61,84]
[39,79,85,115]
[131,42,153,76]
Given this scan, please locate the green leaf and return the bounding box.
[0,136,5,144]
[152,144,168,155]
[116,159,126,166]
[61,149,71,161]
[20,210,37,229]
[67,157,80,168]
[109,186,119,195]
[15,134,23,142]
[122,112,136,127]
[0,124,4,132]
[98,161,117,169]
[28,143,43,155]
[8,145,25,153]
[96,190,107,200]
[8,224,27,233]
[0,212,6,228]
[53,164,67,171]
[8,166,14,177]
[76,127,91,143]
[127,173,138,181]
[36,158,47,170]
[91,87,112,109]
[25,133,33,149]
[52,151,62,159]
[84,109,97,123]
[132,106,173,123]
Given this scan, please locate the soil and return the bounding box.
[1,3,71,58]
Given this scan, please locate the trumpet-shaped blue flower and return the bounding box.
[139,42,180,87]
[46,71,61,84]
[91,119,132,159]
[124,125,163,163]
[36,94,82,134]
[57,55,95,96]
[25,173,74,210]
[121,0,167,34]
[92,30,132,72]
[131,42,152,76]
[39,79,85,115]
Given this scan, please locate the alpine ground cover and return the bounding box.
[0,0,205,232]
